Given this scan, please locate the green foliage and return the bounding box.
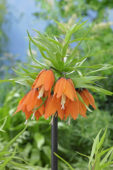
[0,87,51,169]
[57,129,113,170]
[5,21,112,98]
[83,129,113,170]
[0,0,113,169]
[0,117,51,170]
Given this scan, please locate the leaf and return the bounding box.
[66,25,91,65]
[42,146,51,159]
[62,20,87,58]
[2,125,27,152]
[55,20,67,32]
[70,37,90,43]
[76,151,89,159]
[47,37,62,47]
[100,161,113,169]
[0,79,14,83]
[73,76,106,87]
[83,85,113,95]
[65,20,87,43]
[100,147,113,165]
[86,64,113,75]
[97,128,107,151]
[0,117,7,132]
[34,133,45,150]
[0,147,17,169]
[28,37,46,67]
[88,130,102,168]
[54,153,74,170]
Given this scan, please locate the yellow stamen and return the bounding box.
[38,86,44,99]
[31,112,35,120]
[61,94,66,110]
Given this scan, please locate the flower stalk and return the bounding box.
[51,115,58,170]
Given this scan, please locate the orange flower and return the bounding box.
[45,78,79,120]
[32,69,54,98]
[78,89,96,109]
[76,88,96,117]
[54,78,78,108]
[15,88,44,120]
[44,96,65,120]
[78,100,87,118]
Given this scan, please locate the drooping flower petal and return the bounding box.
[83,89,96,109]
[79,89,96,109]
[54,78,66,98]
[15,88,44,120]
[35,110,42,120]
[78,100,87,117]
[44,96,56,119]
[32,70,54,91]
[32,70,46,88]
[44,96,64,120]
[54,78,77,101]
[65,100,79,120]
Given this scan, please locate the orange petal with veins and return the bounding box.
[32,70,46,88]
[44,70,55,91]
[54,78,66,98]
[79,91,89,106]
[45,96,57,119]
[78,101,87,117]
[65,100,79,120]
[83,89,96,109]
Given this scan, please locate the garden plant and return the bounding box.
[9,21,113,170]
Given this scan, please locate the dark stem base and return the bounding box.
[51,116,58,170]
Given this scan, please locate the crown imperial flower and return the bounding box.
[32,69,55,98]
[15,88,44,120]
[78,89,96,110]
[45,78,79,120]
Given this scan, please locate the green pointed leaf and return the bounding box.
[54,153,74,170]
[89,130,102,167]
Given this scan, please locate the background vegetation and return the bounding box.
[0,0,113,169]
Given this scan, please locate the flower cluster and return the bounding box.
[15,69,96,121]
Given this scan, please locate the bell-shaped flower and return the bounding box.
[15,88,44,120]
[76,88,96,117]
[32,69,55,98]
[44,78,79,120]
[78,88,96,109]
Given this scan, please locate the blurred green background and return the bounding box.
[0,0,113,169]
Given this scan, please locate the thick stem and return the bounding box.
[51,115,58,170]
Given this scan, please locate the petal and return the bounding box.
[79,101,87,117]
[54,78,66,98]
[44,70,55,91]
[44,96,57,119]
[35,97,45,115]
[79,91,89,106]
[57,101,65,120]
[57,109,64,120]
[35,110,42,120]
[67,79,78,100]
[15,90,32,113]
[23,107,32,120]
[64,80,75,101]
[65,100,79,120]
[27,89,38,111]
[83,89,96,109]
[38,103,44,115]
[32,70,46,88]
[33,70,47,88]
